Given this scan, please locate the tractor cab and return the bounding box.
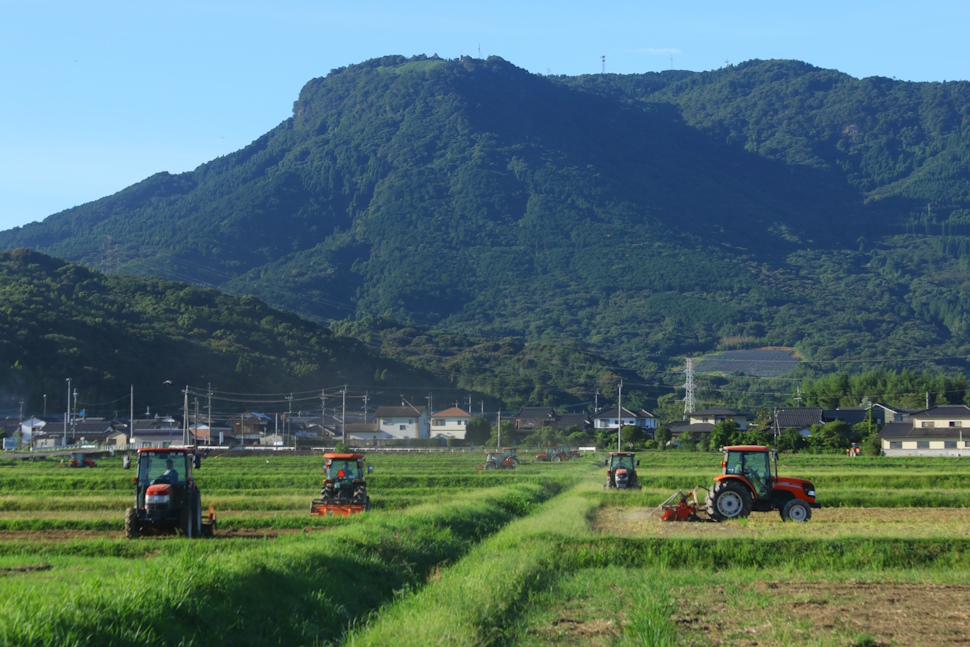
[326,455,363,482]
[723,446,772,498]
[605,452,641,489]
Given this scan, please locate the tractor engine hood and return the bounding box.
[775,477,816,500]
[146,484,174,507]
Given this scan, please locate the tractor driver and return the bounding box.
[336,461,356,479]
[162,458,179,484]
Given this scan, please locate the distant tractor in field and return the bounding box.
[68,452,96,468]
[502,447,520,466]
[310,453,371,516]
[706,445,819,522]
[536,446,567,462]
[846,443,861,457]
[124,448,214,539]
[478,451,516,470]
[605,452,641,489]
[560,445,580,459]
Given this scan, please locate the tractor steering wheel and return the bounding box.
[150,476,171,485]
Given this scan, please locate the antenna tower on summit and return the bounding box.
[601,55,605,73]
[683,357,696,419]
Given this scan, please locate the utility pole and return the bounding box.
[321,389,327,435]
[64,378,71,446]
[183,386,189,446]
[362,393,369,424]
[206,384,212,446]
[341,385,347,444]
[43,394,47,417]
[130,385,134,449]
[497,410,501,449]
[617,380,623,452]
[286,393,293,446]
[683,358,695,419]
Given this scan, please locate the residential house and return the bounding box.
[879,404,970,456]
[668,408,749,444]
[772,407,824,437]
[230,412,271,445]
[824,404,904,430]
[513,407,558,434]
[556,412,591,434]
[343,422,384,441]
[592,406,658,433]
[375,405,429,440]
[430,407,471,440]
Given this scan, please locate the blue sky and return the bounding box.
[2,0,967,232]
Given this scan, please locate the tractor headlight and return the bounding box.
[146,493,170,505]
[802,483,816,498]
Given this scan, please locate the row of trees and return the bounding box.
[461,414,882,456]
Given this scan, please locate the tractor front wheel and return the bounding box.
[124,507,140,540]
[782,499,812,522]
[706,481,753,521]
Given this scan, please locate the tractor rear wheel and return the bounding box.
[782,499,812,522]
[353,487,367,505]
[706,481,753,521]
[484,462,496,470]
[509,457,519,466]
[552,455,561,463]
[124,507,139,539]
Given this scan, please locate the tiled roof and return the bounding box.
[432,407,470,418]
[375,406,426,417]
[773,407,824,429]
[915,405,970,419]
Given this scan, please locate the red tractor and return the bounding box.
[560,445,581,459]
[706,445,819,522]
[124,447,214,539]
[605,451,642,489]
[310,453,371,516]
[535,446,567,462]
[477,451,516,470]
[502,447,520,466]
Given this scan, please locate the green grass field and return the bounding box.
[0,450,967,646]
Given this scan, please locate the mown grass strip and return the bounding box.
[556,536,970,571]
[0,481,563,646]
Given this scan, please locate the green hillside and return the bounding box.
[3,55,970,394]
[0,248,454,416]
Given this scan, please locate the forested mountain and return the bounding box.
[4,55,970,404]
[0,248,463,416]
